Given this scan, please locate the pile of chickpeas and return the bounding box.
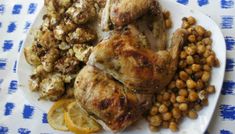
[147,15,219,132]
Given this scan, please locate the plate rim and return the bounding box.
[16,0,227,133]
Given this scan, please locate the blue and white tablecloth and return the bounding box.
[0,0,235,134]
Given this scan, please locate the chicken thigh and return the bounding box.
[88,25,187,93]
[74,65,152,132]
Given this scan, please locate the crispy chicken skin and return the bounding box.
[74,65,152,132]
[88,25,187,93]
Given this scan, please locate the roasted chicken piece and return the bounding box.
[88,25,187,93]
[105,0,155,27]
[101,0,167,50]
[74,65,152,132]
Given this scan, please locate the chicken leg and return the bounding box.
[88,25,188,93]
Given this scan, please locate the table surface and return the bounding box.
[0,0,234,134]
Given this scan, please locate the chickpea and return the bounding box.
[150,106,159,115]
[182,21,190,29]
[163,92,171,101]
[197,36,203,41]
[188,91,199,102]
[149,125,159,132]
[188,110,198,119]
[200,58,206,64]
[179,103,188,111]
[194,71,203,80]
[185,68,193,75]
[195,25,206,36]
[206,55,215,66]
[202,98,209,106]
[193,55,201,64]
[186,56,194,65]
[196,80,204,90]
[202,38,212,45]
[188,34,196,43]
[179,71,189,81]
[159,104,168,113]
[186,79,197,89]
[201,71,211,82]
[176,96,187,103]
[194,104,202,111]
[163,101,171,107]
[192,64,201,72]
[203,50,211,58]
[176,79,186,89]
[149,115,162,126]
[197,44,206,54]
[170,93,176,103]
[165,19,172,29]
[187,16,196,25]
[206,44,212,50]
[179,61,187,68]
[162,112,172,121]
[172,108,181,119]
[178,89,188,97]
[173,103,180,108]
[204,30,212,37]
[186,46,196,55]
[214,58,220,67]
[168,81,176,89]
[207,85,215,94]
[154,102,161,107]
[169,122,178,132]
[162,121,169,128]
[203,65,211,71]
[180,51,187,59]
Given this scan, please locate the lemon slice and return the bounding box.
[64,102,101,134]
[48,99,74,131]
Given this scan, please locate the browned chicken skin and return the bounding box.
[101,0,167,50]
[88,25,188,93]
[74,65,152,132]
[110,0,154,27]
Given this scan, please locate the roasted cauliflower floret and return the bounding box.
[41,48,60,72]
[29,74,41,91]
[24,45,41,66]
[65,0,96,25]
[37,30,58,49]
[41,13,60,31]
[39,73,65,101]
[66,27,97,44]
[73,44,93,62]
[45,0,73,15]
[54,56,80,74]
[54,18,77,40]
[34,65,48,77]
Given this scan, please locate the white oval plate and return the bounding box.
[17,0,226,133]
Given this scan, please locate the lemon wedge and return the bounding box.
[47,99,74,131]
[64,102,101,134]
